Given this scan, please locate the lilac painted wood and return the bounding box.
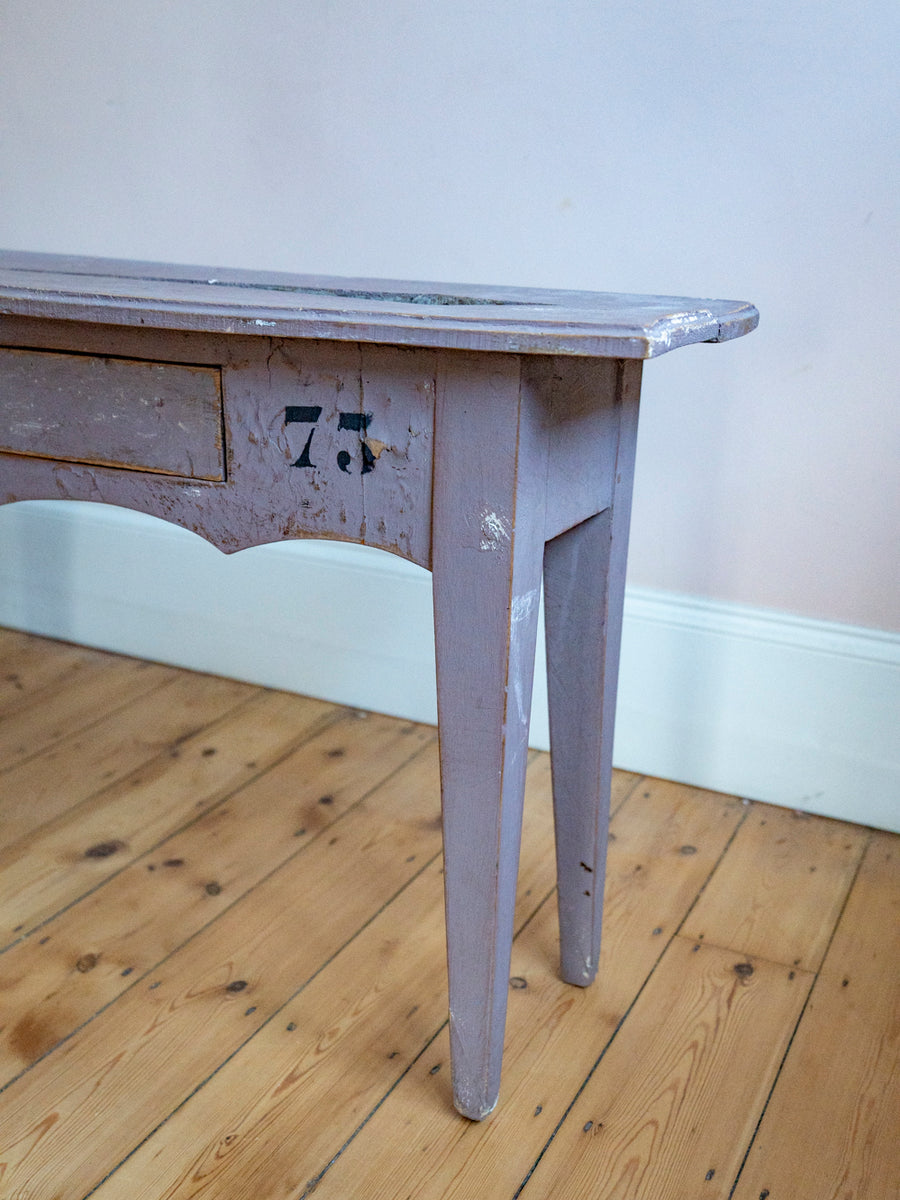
[543,360,641,987]
[0,345,224,479]
[0,250,758,358]
[0,253,758,1120]
[431,353,551,1118]
[0,324,436,563]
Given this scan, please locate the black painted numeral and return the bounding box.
[285,406,323,469]
[337,412,371,433]
[286,406,324,422]
[286,407,376,474]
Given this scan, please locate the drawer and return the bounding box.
[0,346,225,480]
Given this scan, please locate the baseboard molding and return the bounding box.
[614,590,899,832]
[1,501,897,831]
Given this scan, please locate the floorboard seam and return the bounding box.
[510,938,669,1199]
[294,1020,450,1200]
[287,882,565,1199]
[0,668,182,779]
[726,831,875,1199]
[0,678,258,860]
[0,732,437,1096]
[77,845,446,1200]
[671,797,753,940]
[511,793,752,1198]
[0,699,345,956]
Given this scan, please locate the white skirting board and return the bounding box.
[1,501,898,832]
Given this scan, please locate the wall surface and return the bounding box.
[1,1,897,826]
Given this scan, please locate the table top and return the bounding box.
[0,250,758,359]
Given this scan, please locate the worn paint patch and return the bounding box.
[511,588,538,624]
[480,509,510,551]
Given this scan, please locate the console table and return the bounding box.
[0,251,758,1119]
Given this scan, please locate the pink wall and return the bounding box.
[1,0,897,629]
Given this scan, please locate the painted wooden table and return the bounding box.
[0,251,758,1119]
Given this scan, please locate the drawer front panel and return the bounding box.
[0,346,224,480]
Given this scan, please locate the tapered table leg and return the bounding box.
[543,371,640,986]
[431,354,549,1119]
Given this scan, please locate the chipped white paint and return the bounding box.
[253,319,276,327]
[506,590,540,731]
[511,588,538,624]
[510,674,528,731]
[654,308,717,351]
[479,509,510,551]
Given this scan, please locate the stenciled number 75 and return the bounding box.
[285,406,376,475]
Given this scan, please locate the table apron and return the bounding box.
[0,317,640,564]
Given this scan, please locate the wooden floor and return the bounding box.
[0,629,897,1200]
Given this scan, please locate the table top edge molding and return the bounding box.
[0,251,759,359]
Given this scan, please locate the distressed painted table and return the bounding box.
[0,251,758,1119]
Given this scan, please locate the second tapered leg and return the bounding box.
[543,373,640,986]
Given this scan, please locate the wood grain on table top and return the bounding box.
[0,250,759,358]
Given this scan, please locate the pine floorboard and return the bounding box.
[0,629,896,1199]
